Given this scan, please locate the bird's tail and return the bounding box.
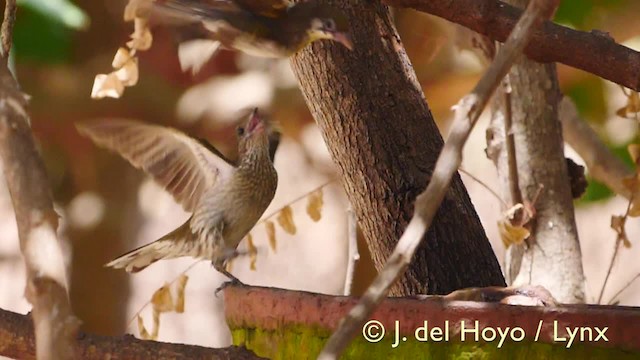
[106,220,193,273]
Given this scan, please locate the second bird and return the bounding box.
[151,0,353,72]
[77,109,279,280]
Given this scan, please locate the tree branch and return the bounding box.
[317,0,558,358]
[559,97,634,199]
[0,3,79,358]
[385,0,640,91]
[0,307,263,360]
[0,0,14,61]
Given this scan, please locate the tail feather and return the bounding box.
[106,220,193,273]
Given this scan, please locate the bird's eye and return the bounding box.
[324,19,336,31]
[236,126,245,136]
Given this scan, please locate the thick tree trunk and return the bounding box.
[290,0,505,296]
[486,0,585,303]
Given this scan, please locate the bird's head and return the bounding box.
[307,12,352,50]
[288,2,353,51]
[237,108,280,163]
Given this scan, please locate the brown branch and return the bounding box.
[559,97,634,199]
[385,0,640,92]
[0,0,14,61]
[0,307,263,360]
[0,3,79,358]
[317,0,557,358]
[502,78,523,208]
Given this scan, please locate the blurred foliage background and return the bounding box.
[0,0,639,349]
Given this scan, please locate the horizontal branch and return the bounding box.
[385,0,640,91]
[0,307,263,360]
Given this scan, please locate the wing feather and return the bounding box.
[77,119,234,212]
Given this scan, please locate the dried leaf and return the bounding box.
[611,215,632,248]
[498,219,530,248]
[151,284,174,313]
[616,91,640,120]
[265,221,277,252]
[151,310,160,340]
[629,144,640,167]
[174,275,188,313]
[137,315,152,340]
[127,18,153,51]
[277,205,296,235]
[112,47,133,68]
[91,73,124,99]
[306,189,324,222]
[630,199,640,218]
[247,233,257,271]
[114,57,139,86]
[500,203,531,246]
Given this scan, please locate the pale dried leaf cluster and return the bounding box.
[137,274,188,340]
[497,204,531,247]
[609,144,640,247]
[91,0,153,99]
[497,186,542,248]
[230,186,327,272]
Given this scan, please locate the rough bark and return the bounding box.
[0,307,264,360]
[290,0,505,296]
[486,0,585,303]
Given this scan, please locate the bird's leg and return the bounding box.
[213,248,246,295]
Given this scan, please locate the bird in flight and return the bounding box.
[77,109,279,282]
[150,0,353,73]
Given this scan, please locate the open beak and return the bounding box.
[246,108,264,134]
[333,32,353,51]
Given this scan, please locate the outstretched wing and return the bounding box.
[77,119,235,212]
[152,0,243,24]
[154,0,293,20]
[232,0,293,17]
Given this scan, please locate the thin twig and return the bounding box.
[607,272,640,305]
[0,0,15,62]
[317,0,557,358]
[343,207,359,296]
[126,260,201,330]
[597,196,633,304]
[458,167,507,206]
[503,78,523,209]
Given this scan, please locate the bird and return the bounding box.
[150,0,353,73]
[76,108,279,282]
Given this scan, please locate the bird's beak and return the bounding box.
[332,32,353,51]
[247,108,264,134]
